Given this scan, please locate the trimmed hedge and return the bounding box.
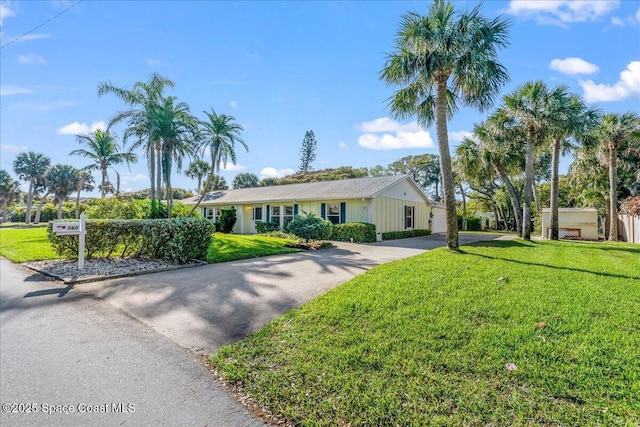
[47,217,215,264]
[256,221,280,233]
[381,229,432,240]
[332,222,377,243]
[287,212,333,241]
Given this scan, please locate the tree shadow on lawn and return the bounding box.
[459,249,640,281]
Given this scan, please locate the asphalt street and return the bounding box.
[0,257,264,427]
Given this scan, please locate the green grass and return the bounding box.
[0,224,63,262]
[0,225,300,264]
[210,239,640,426]
[207,233,300,263]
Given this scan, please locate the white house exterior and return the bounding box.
[541,207,599,240]
[181,175,436,235]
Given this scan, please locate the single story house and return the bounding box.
[181,175,441,235]
[540,207,599,240]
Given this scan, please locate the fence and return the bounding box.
[619,214,640,243]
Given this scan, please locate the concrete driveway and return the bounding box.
[78,233,508,355]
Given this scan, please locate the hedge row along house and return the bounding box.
[181,175,444,235]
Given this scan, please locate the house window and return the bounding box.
[327,203,341,224]
[283,205,294,228]
[271,206,281,225]
[405,205,414,229]
[203,207,214,221]
[252,206,263,221]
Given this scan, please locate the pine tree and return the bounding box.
[298,130,317,173]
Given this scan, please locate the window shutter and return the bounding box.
[266,205,270,222]
[340,202,346,223]
[294,204,299,216]
[203,207,207,218]
[404,205,407,229]
[321,203,326,219]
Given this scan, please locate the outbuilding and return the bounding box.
[541,207,599,240]
[182,175,437,235]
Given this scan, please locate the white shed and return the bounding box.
[431,203,447,234]
[541,207,599,240]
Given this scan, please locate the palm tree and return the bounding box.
[592,112,640,240]
[98,73,175,214]
[74,170,95,219]
[185,159,210,195]
[502,81,566,240]
[0,169,21,223]
[380,0,510,249]
[547,93,600,239]
[189,109,247,214]
[232,172,259,189]
[70,129,136,198]
[12,151,51,223]
[149,96,198,216]
[45,164,80,219]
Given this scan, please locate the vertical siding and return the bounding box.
[374,197,430,233]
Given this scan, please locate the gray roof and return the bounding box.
[181,175,422,205]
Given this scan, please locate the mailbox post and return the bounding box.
[52,213,86,270]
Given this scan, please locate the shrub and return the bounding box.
[218,207,237,233]
[381,229,431,240]
[286,211,333,242]
[465,217,482,231]
[332,222,376,243]
[47,217,215,264]
[256,221,280,233]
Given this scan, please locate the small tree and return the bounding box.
[232,173,259,189]
[218,207,237,233]
[259,177,277,186]
[298,130,317,173]
[287,211,333,242]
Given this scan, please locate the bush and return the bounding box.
[218,207,237,233]
[332,222,376,243]
[465,217,482,231]
[286,212,333,241]
[381,229,432,240]
[47,217,215,264]
[256,221,280,233]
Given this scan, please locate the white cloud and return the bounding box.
[338,141,347,149]
[448,131,473,143]
[0,2,16,25]
[57,120,107,135]
[580,61,640,102]
[610,16,624,26]
[1,143,28,153]
[2,33,52,44]
[220,163,245,172]
[119,173,147,185]
[356,117,419,133]
[356,117,434,150]
[506,0,619,25]
[549,57,599,75]
[230,101,238,109]
[0,84,33,96]
[18,53,46,64]
[260,167,294,179]
[637,7,640,22]
[146,59,169,67]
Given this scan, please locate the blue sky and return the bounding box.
[1,0,639,196]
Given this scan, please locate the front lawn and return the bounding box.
[207,233,300,263]
[0,225,300,264]
[0,224,62,262]
[210,239,640,426]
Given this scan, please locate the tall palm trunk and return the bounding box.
[24,180,34,224]
[458,183,467,231]
[34,192,50,223]
[57,197,63,220]
[549,138,561,239]
[492,159,522,237]
[532,181,541,212]
[75,190,82,219]
[436,79,458,249]
[101,167,108,198]
[522,128,536,240]
[149,143,156,215]
[156,143,162,213]
[608,143,618,241]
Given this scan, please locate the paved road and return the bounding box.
[78,233,507,355]
[0,257,265,427]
